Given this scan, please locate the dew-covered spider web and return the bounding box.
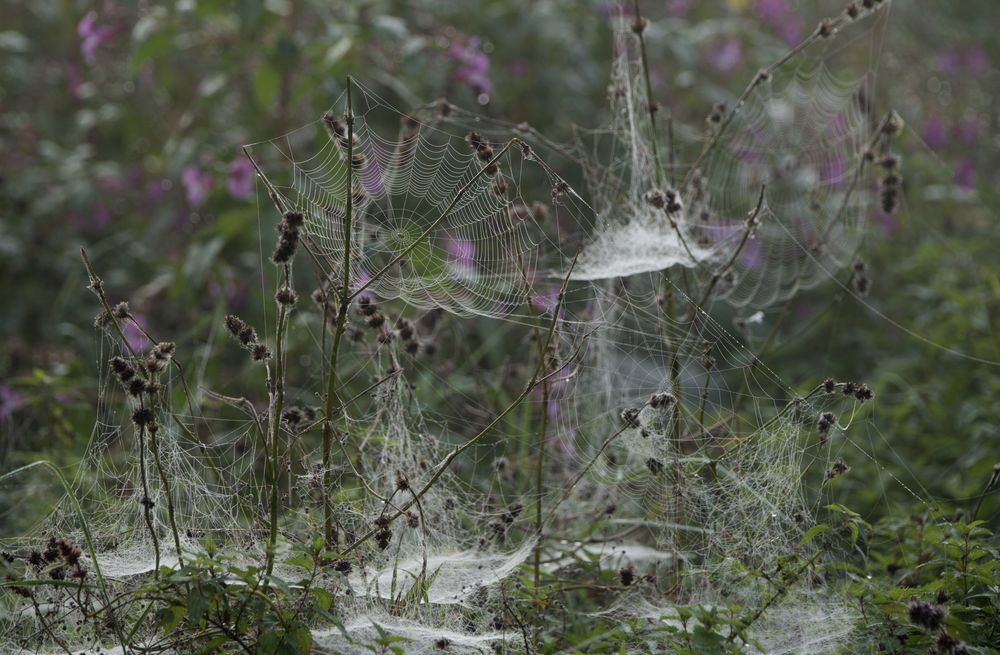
[7,1,980,654]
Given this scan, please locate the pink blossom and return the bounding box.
[937,48,964,76]
[181,166,214,207]
[954,117,980,145]
[445,238,476,276]
[124,314,152,354]
[77,12,117,64]
[965,47,990,75]
[953,157,976,189]
[447,36,493,96]
[531,286,561,314]
[876,211,898,237]
[0,385,26,421]
[755,0,803,46]
[666,0,691,19]
[351,270,376,301]
[707,37,743,72]
[923,116,948,150]
[227,158,254,200]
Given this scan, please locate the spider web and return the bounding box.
[0,3,938,655]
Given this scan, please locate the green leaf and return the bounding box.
[801,523,830,545]
[253,65,280,110]
[186,586,208,625]
[157,603,186,633]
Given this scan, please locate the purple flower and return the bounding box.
[876,211,898,237]
[937,48,964,76]
[445,237,476,276]
[0,385,26,421]
[181,166,213,207]
[531,286,561,314]
[755,0,803,46]
[351,270,376,301]
[924,116,948,150]
[77,12,116,64]
[954,157,976,189]
[756,0,789,21]
[447,36,493,96]
[707,37,743,72]
[965,47,990,75]
[227,158,254,201]
[820,153,846,189]
[954,117,980,145]
[666,0,691,19]
[124,315,151,354]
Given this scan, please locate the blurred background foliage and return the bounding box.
[1,0,998,534]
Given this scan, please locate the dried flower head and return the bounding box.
[907,598,946,631]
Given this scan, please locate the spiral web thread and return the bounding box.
[0,4,916,655]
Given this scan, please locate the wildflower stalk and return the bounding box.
[321,76,356,548]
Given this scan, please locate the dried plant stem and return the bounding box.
[135,422,160,576]
[322,77,356,548]
[532,376,551,592]
[264,266,291,585]
[632,0,666,188]
[147,418,183,567]
[693,184,767,313]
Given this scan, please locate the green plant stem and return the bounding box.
[322,77,356,548]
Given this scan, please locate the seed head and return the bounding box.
[907,598,946,631]
[132,407,155,427]
[275,287,298,306]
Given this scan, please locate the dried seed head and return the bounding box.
[112,302,131,319]
[649,392,675,409]
[817,412,837,434]
[907,598,946,631]
[826,458,850,480]
[620,407,641,428]
[275,287,298,306]
[132,407,155,427]
[251,343,272,361]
